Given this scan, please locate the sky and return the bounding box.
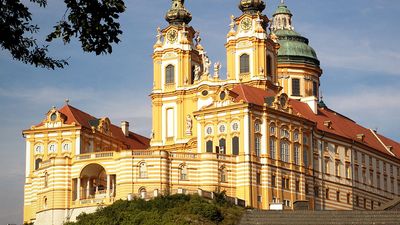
[1,0,399,223]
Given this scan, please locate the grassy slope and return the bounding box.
[64,194,244,225]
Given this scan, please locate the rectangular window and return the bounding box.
[336,191,340,202]
[346,164,351,179]
[355,196,359,206]
[314,186,319,197]
[255,136,261,157]
[313,81,318,97]
[295,180,300,192]
[282,177,289,189]
[256,173,261,185]
[269,138,276,159]
[206,140,213,153]
[355,166,359,181]
[325,189,329,200]
[303,147,308,166]
[294,145,300,165]
[166,108,174,138]
[292,78,300,96]
[232,137,239,155]
[347,193,351,204]
[335,162,340,177]
[325,160,330,174]
[271,174,276,187]
[377,174,381,189]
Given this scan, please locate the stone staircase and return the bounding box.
[238,210,400,225]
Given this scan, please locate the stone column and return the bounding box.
[106,174,111,199]
[77,178,81,201]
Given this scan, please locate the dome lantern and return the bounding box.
[165,0,192,26]
[238,0,266,15]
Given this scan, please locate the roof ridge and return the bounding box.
[369,129,396,157]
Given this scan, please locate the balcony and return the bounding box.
[76,152,114,161]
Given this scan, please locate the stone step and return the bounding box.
[238,210,400,225]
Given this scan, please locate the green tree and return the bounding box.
[0,0,125,69]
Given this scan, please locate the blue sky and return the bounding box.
[1,0,399,223]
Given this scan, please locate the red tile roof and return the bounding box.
[58,104,150,150]
[230,84,400,160]
[230,84,277,105]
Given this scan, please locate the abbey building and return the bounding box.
[23,1,400,224]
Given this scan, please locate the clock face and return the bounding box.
[167,30,178,43]
[241,18,252,31]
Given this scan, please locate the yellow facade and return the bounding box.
[23,1,400,224]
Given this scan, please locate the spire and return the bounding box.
[238,0,266,15]
[165,0,192,26]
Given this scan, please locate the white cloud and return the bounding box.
[298,24,400,76]
[327,86,400,141]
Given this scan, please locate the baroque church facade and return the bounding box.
[23,1,400,224]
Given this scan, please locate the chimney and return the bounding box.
[121,121,130,137]
[300,96,318,114]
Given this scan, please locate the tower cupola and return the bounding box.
[238,0,266,15]
[165,0,192,25]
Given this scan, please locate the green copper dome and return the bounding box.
[274,29,320,66]
[273,2,292,16]
[271,2,320,67]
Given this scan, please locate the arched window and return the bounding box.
[35,158,42,170]
[267,55,272,78]
[232,137,239,155]
[280,141,289,162]
[165,64,175,84]
[139,162,147,178]
[219,166,226,183]
[240,54,250,74]
[180,164,188,180]
[206,140,213,153]
[139,187,147,199]
[219,138,226,154]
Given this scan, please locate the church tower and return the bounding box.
[225,0,280,88]
[271,1,322,103]
[151,0,204,147]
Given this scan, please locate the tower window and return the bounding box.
[240,54,250,74]
[232,137,239,155]
[165,64,175,84]
[292,78,300,96]
[267,55,272,78]
[313,81,318,97]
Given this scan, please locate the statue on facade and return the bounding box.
[185,114,192,135]
[202,53,211,75]
[156,27,162,44]
[214,62,222,78]
[194,64,201,81]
